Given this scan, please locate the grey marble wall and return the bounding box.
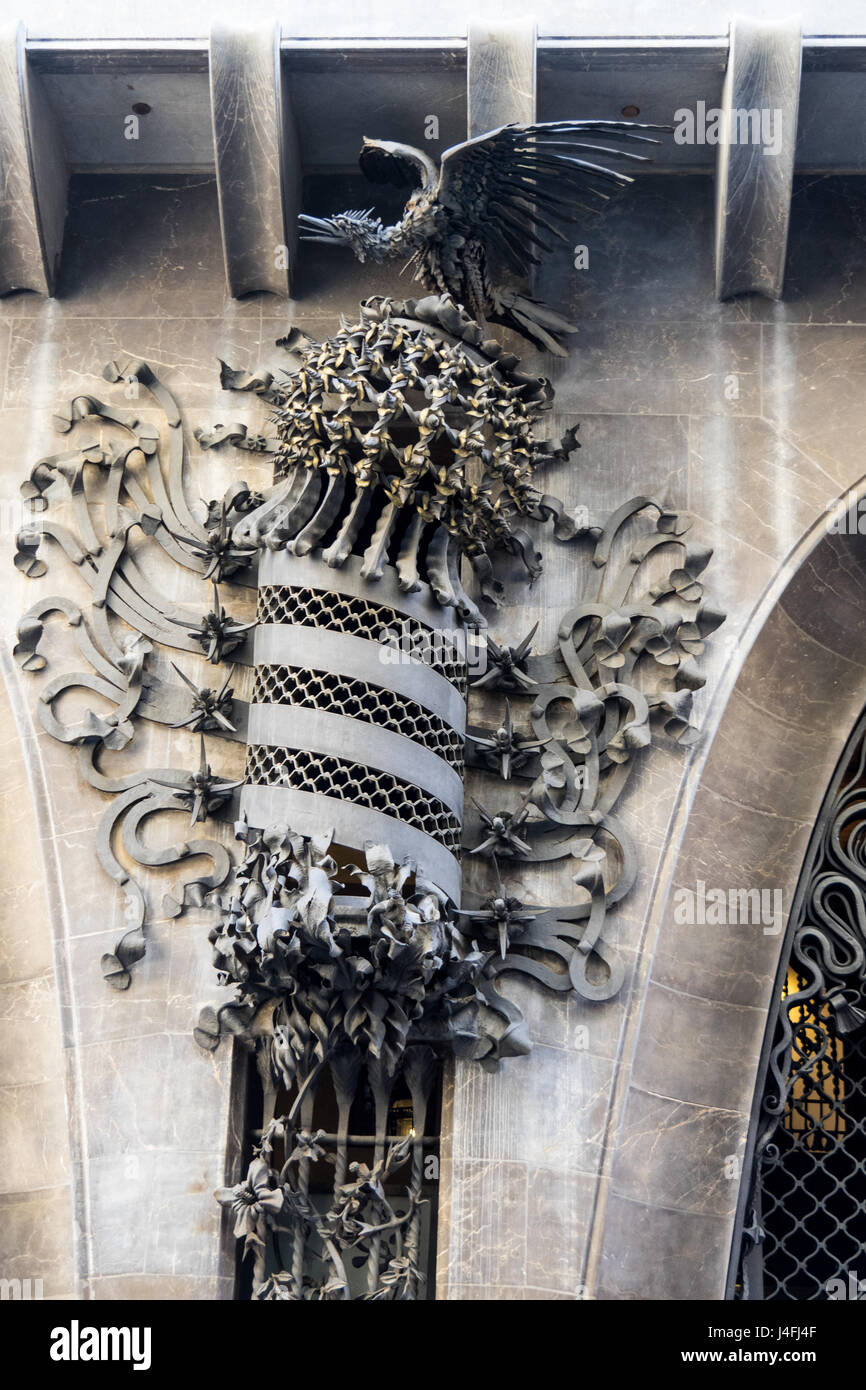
[1,169,865,1300]
[0,662,76,1298]
[436,172,866,1300]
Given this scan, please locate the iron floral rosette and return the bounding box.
[198,824,486,1076]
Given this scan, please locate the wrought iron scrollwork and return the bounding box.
[462,498,724,1017]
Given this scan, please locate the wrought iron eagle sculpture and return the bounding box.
[298,120,663,355]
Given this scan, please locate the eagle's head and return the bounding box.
[297,208,391,264]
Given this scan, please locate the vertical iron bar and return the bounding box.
[366,1058,394,1297]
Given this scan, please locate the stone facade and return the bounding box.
[2,168,865,1299]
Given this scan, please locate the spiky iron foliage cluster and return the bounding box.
[201,821,487,1086]
[270,295,558,570]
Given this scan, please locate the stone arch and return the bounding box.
[593,491,866,1300]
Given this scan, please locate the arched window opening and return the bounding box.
[731,714,866,1300]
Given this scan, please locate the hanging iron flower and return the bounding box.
[170,662,236,733]
[471,623,539,693]
[155,734,244,825]
[214,1156,285,1253]
[469,801,533,858]
[176,582,255,664]
[466,699,549,780]
[457,889,537,960]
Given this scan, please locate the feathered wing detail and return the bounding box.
[359,137,439,194]
[424,120,665,352]
[436,120,664,275]
[317,120,668,353]
[488,286,579,357]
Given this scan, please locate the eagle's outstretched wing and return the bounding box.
[358,138,439,194]
[435,120,665,274]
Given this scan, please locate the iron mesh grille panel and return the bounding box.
[257,585,468,692]
[246,742,462,854]
[734,718,866,1301]
[759,973,866,1300]
[252,665,465,770]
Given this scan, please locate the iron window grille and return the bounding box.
[730,713,866,1300]
[238,1048,442,1301]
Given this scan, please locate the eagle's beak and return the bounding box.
[297,213,349,246]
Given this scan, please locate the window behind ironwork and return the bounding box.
[732,717,866,1300]
[757,970,866,1298]
[238,1047,442,1300]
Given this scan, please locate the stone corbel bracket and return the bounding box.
[714,13,803,300]
[468,17,537,295]
[0,22,68,296]
[209,20,301,297]
[467,17,537,137]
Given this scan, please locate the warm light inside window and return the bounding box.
[784,968,846,1148]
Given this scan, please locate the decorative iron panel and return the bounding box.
[12,289,724,1299]
[241,1049,443,1302]
[757,971,866,1299]
[732,715,866,1300]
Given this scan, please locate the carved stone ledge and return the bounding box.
[209,20,300,297]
